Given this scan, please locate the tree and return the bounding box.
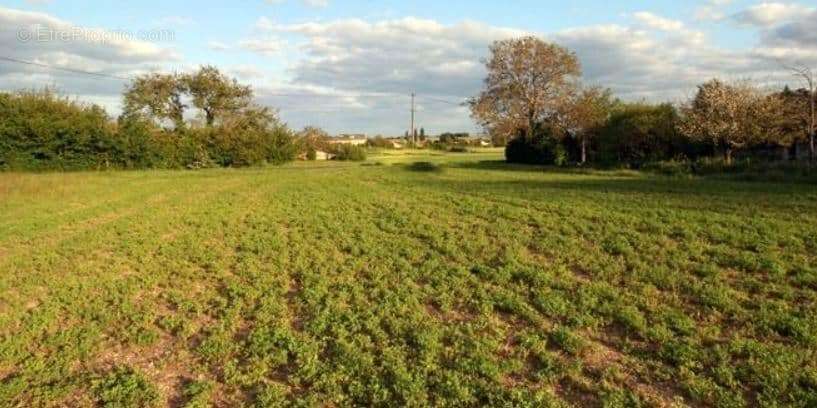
[183,66,253,127]
[297,126,331,155]
[785,65,816,161]
[597,103,693,166]
[470,37,581,141]
[559,86,615,164]
[123,73,186,130]
[679,79,781,164]
[210,105,295,166]
[419,127,426,141]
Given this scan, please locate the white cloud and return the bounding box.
[732,2,815,27]
[632,12,685,32]
[238,38,284,55]
[5,3,817,134]
[695,0,735,21]
[0,7,180,108]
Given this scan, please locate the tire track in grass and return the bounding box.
[0,175,241,276]
[0,173,181,239]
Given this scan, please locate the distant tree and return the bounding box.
[470,37,580,141]
[680,79,781,164]
[368,135,394,148]
[183,66,253,127]
[123,73,186,130]
[419,127,426,141]
[439,132,469,144]
[784,65,816,161]
[296,126,330,157]
[559,86,615,164]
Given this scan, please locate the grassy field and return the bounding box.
[1,151,816,407]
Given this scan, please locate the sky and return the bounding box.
[1,0,816,135]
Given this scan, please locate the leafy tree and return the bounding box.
[201,105,295,166]
[558,86,615,164]
[297,126,331,155]
[785,65,816,161]
[597,103,698,166]
[470,37,580,141]
[680,79,781,164]
[778,85,817,159]
[123,73,186,130]
[183,66,253,127]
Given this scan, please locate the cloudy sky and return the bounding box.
[1,0,816,135]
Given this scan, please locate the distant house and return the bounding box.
[329,134,368,146]
[298,150,334,161]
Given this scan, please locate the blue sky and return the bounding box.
[1,0,816,134]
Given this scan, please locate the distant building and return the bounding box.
[330,134,368,146]
[298,150,334,161]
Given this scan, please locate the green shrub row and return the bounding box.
[0,90,297,171]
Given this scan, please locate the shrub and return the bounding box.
[0,88,297,171]
[199,107,297,167]
[0,90,119,170]
[331,144,367,161]
[596,103,708,167]
[505,132,567,166]
[114,114,165,169]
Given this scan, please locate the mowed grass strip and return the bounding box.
[1,154,816,407]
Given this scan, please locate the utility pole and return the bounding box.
[410,92,416,147]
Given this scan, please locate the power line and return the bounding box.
[0,56,132,81]
[417,95,468,106]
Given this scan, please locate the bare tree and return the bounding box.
[470,37,581,141]
[558,86,615,164]
[680,79,781,164]
[785,65,816,161]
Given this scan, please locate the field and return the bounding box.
[1,150,816,407]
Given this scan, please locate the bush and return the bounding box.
[331,144,367,161]
[596,103,708,167]
[505,132,567,166]
[198,107,297,167]
[0,90,119,170]
[0,89,297,171]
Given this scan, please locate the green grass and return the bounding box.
[1,151,816,407]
